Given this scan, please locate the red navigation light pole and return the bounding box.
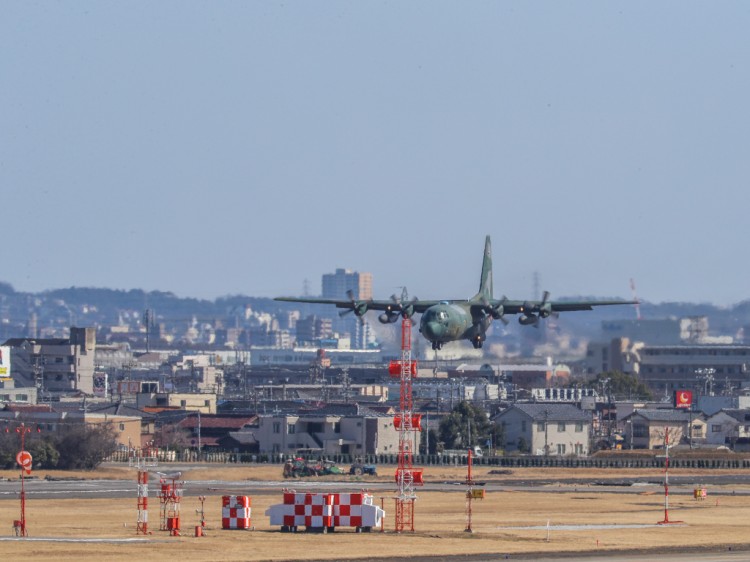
[657,426,683,525]
[12,423,34,537]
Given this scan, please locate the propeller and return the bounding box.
[390,291,419,319]
[339,289,369,324]
[519,291,558,327]
[538,291,559,319]
[480,296,509,325]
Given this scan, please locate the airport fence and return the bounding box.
[106,449,750,469]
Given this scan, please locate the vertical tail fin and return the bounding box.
[473,235,493,301]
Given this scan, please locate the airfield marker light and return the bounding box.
[130,446,157,535]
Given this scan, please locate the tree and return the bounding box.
[419,428,439,455]
[155,421,192,451]
[0,430,17,469]
[589,371,653,401]
[27,438,60,469]
[55,423,119,470]
[438,401,494,451]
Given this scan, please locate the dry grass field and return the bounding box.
[2,464,750,561]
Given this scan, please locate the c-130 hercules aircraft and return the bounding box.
[275,236,636,351]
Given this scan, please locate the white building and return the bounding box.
[494,403,591,456]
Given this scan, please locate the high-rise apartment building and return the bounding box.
[320,269,373,349]
[322,269,372,300]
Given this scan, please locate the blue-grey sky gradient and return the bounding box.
[2,3,749,305]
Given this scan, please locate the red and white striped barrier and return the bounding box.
[266,492,384,532]
[222,496,251,530]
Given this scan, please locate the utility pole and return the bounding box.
[197,411,201,461]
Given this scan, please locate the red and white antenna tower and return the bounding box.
[389,314,423,532]
[630,278,642,321]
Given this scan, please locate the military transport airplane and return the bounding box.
[275,236,636,350]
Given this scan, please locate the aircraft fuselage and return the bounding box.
[419,302,491,350]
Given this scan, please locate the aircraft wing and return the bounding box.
[548,299,637,312]
[274,296,442,314]
[490,298,637,314]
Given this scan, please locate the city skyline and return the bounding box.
[3,3,750,306]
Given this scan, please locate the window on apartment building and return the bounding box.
[180,400,187,407]
[575,422,583,432]
[557,444,566,455]
[204,400,210,407]
[537,423,545,432]
[17,394,28,401]
[273,422,281,434]
[119,423,125,431]
[557,423,566,432]
[712,425,722,433]
[287,424,295,434]
[574,443,584,456]
[55,357,64,364]
[334,422,341,434]
[633,425,647,437]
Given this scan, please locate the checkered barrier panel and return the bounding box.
[222,496,252,529]
[267,492,383,530]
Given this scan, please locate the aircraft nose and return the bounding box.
[422,320,444,339]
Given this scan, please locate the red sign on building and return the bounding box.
[674,390,693,409]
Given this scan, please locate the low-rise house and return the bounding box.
[257,403,404,456]
[0,378,37,405]
[178,414,258,452]
[85,401,155,448]
[494,403,591,456]
[705,409,750,448]
[0,403,141,449]
[621,409,692,449]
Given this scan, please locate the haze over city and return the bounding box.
[2,3,749,305]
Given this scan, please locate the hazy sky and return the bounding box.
[2,3,749,306]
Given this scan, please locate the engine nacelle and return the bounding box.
[519,314,538,326]
[379,312,399,324]
[491,305,504,320]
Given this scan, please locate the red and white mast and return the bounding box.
[389,314,423,532]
